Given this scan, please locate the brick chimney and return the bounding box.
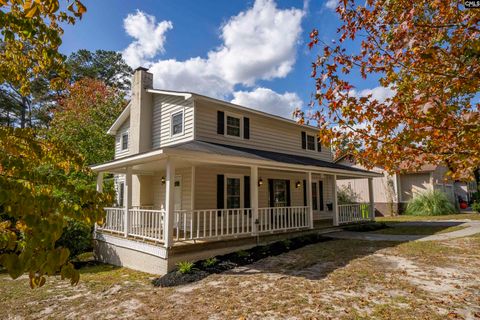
[129,67,153,154]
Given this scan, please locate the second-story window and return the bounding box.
[171,111,184,136]
[226,115,241,137]
[121,132,128,150]
[307,135,315,150]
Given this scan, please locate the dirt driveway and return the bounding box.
[1,227,480,319]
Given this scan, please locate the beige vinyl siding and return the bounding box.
[194,100,333,162]
[152,167,193,210]
[152,94,194,149]
[114,117,130,159]
[400,173,430,202]
[336,160,394,203]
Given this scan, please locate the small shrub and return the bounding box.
[202,257,218,268]
[472,201,480,213]
[281,239,292,249]
[56,218,92,258]
[337,185,361,204]
[236,250,250,258]
[405,190,457,216]
[176,261,195,274]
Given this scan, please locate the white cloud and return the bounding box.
[122,10,173,68]
[231,88,302,119]
[122,0,305,104]
[349,86,396,103]
[325,0,337,10]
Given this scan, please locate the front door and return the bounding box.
[311,180,324,214]
[270,179,289,207]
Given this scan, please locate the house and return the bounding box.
[91,67,380,275]
[336,154,478,216]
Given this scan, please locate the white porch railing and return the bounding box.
[258,206,309,233]
[98,207,124,234]
[338,203,372,224]
[174,208,253,241]
[128,208,165,242]
[97,206,312,244]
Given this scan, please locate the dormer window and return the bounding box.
[226,115,241,137]
[121,133,128,150]
[171,110,184,136]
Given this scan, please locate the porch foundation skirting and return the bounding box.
[94,223,339,275]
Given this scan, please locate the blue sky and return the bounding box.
[60,0,384,118]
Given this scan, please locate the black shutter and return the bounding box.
[243,117,250,139]
[217,111,225,134]
[217,174,225,209]
[268,179,274,207]
[319,180,324,211]
[244,176,250,208]
[303,180,307,206]
[285,180,291,207]
[301,131,306,149]
[317,138,322,152]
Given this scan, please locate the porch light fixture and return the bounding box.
[161,176,166,185]
[258,178,263,187]
[295,181,301,188]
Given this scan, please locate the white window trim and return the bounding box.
[121,131,129,151]
[306,134,317,152]
[224,174,244,209]
[170,109,185,138]
[224,112,243,139]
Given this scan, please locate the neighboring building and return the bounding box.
[92,68,379,275]
[336,155,478,216]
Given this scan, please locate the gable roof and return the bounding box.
[107,102,131,135]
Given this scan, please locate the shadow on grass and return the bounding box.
[153,220,473,286]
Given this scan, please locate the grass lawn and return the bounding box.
[1,232,480,319]
[372,224,468,235]
[377,212,480,222]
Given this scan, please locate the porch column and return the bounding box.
[368,177,375,220]
[96,172,104,193]
[124,167,132,237]
[164,158,175,248]
[306,171,313,229]
[332,174,339,226]
[250,166,259,235]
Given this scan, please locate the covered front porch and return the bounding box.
[93,144,378,249]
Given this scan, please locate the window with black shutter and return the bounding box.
[217,111,225,134]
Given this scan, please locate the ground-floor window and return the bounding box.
[226,177,241,208]
[118,181,124,207]
[272,179,288,207]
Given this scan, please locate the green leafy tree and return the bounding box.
[48,78,126,165]
[0,127,113,287]
[0,0,86,95]
[67,50,133,91]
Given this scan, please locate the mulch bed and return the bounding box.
[152,233,332,287]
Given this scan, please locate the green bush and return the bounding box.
[337,185,361,204]
[472,201,480,213]
[56,218,92,258]
[202,258,218,268]
[405,190,457,216]
[176,261,195,274]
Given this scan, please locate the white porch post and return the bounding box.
[332,174,339,226]
[306,171,313,229]
[164,158,175,248]
[124,167,132,237]
[191,166,196,210]
[368,177,375,220]
[96,172,104,193]
[250,166,259,235]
